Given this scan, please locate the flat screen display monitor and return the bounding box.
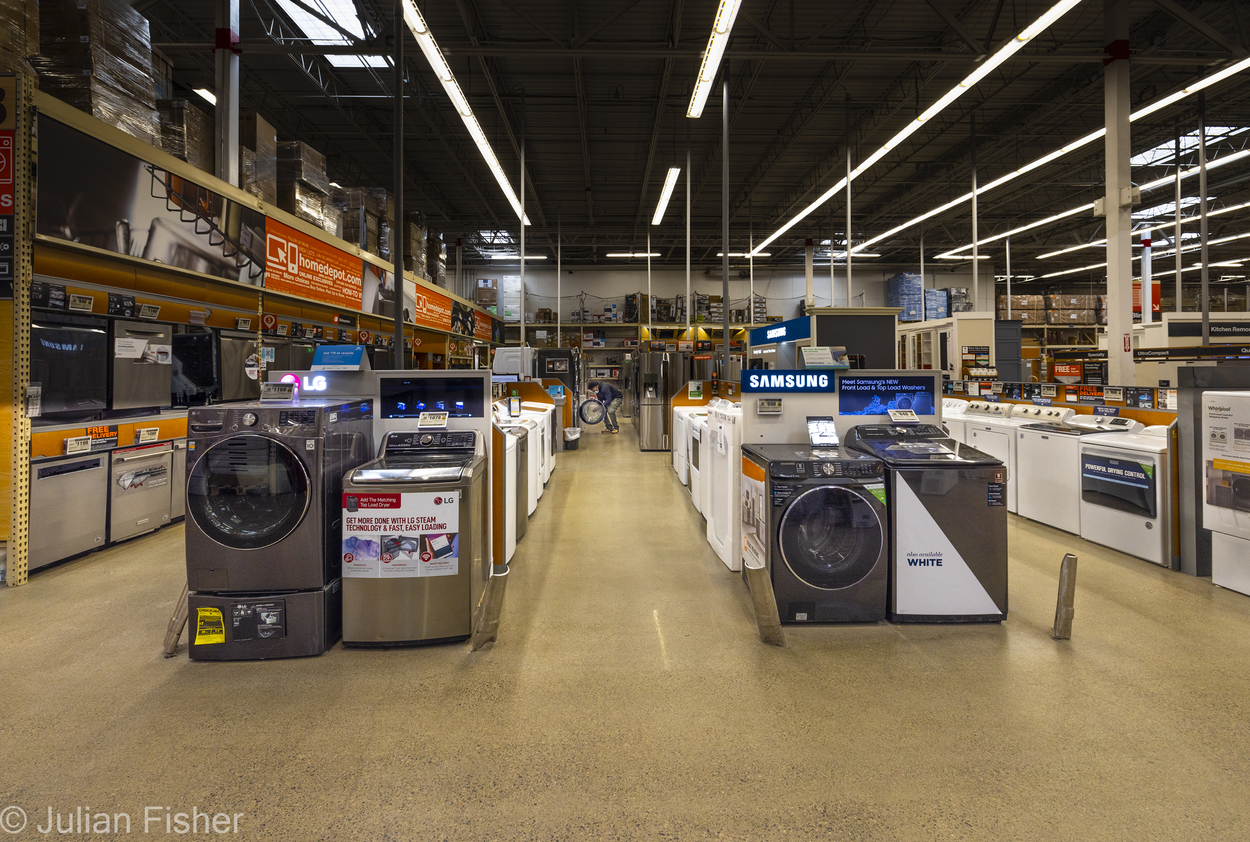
[380,376,486,418]
[838,374,936,416]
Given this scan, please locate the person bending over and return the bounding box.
[588,380,624,434]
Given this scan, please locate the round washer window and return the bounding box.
[579,399,606,426]
[779,486,883,590]
[187,435,311,550]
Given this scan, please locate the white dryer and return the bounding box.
[672,407,690,480]
[516,417,540,515]
[690,414,709,516]
[705,401,744,571]
[502,430,519,562]
[941,398,970,443]
[1017,414,1143,534]
[521,403,556,484]
[1078,425,1173,567]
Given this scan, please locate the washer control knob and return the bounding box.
[420,434,434,446]
[241,413,258,427]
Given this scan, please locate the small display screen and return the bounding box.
[807,416,839,448]
[380,377,485,418]
[838,375,936,416]
[492,374,519,383]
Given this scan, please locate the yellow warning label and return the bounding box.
[195,607,225,645]
[1213,458,1250,476]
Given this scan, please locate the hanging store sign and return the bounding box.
[265,217,362,311]
[473,310,493,342]
[1167,321,1250,339]
[406,281,454,333]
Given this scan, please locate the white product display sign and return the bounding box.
[342,491,461,579]
[114,337,148,359]
[25,384,41,418]
[1201,391,1250,595]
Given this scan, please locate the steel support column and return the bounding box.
[392,0,405,364]
[214,0,240,186]
[1104,1,1134,385]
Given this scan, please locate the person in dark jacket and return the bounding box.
[588,380,624,433]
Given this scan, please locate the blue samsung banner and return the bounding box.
[748,316,811,347]
[741,370,836,393]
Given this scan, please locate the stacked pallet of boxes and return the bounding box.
[707,295,724,323]
[334,188,380,255]
[35,0,160,144]
[404,212,429,277]
[0,0,39,73]
[1045,294,1097,325]
[924,288,948,320]
[499,275,522,322]
[240,112,278,204]
[475,278,497,312]
[996,294,1046,325]
[886,273,923,322]
[156,98,214,175]
[277,141,330,228]
[947,287,974,312]
[1096,294,1108,324]
[600,301,621,323]
[751,293,767,324]
[426,230,447,286]
[368,188,394,259]
[625,293,645,323]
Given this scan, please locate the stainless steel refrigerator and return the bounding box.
[637,351,685,451]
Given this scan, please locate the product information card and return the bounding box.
[342,492,460,578]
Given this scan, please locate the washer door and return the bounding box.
[187,435,312,550]
[579,398,606,425]
[779,486,883,590]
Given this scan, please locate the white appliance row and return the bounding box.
[493,401,559,563]
[673,401,743,571]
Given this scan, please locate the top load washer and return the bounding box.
[705,400,745,571]
[941,398,970,443]
[341,430,488,645]
[1016,414,1143,534]
[845,424,1007,623]
[961,402,1072,513]
[690,414,709,516]
[1078,425,1173,567]
[521,402,556,484]
[185,400,374,592]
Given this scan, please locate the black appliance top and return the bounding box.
[843,424,1001,467]
[742,443,884,480]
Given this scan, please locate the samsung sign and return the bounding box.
[748,317,811,346]
[742,370,836,393]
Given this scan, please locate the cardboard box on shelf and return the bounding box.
[277,140,330,195]
[997,308,1047,325]
[999,294,1044,310]
[156,98,214,175]
[1045,294,1099,310]
[239,111,277,203]
[475,288,498,306]
[1046,308,1096,325]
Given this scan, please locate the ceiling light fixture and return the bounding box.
[857,55,1250,259]
[488,254,546,260]
[718,252,771,257]
[688,0,744,118]
[193,88,216,106]
[606,252,662,258]
[750,0,1086,256]
[652,168,681,225]
[1034,200,1250,259]
[403,1,529,224]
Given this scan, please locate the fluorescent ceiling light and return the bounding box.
[276,0,388,69]
[1034,200,1250,259]
[488,254,546,260]
[688,0,743,118]
[857,55,1250,260]
[193,88,216,106]
[750,0,1086,256]
[939,148,1250,259]
[652,168,681,225]
[404,2,529,224]
[329,181,343,189]
[1036,230,1250,279]
[605,253,662,258]
[718,252,771,257]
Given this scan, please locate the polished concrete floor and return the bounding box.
[4,420,1250,840]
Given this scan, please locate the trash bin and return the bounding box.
[563,427,581,451]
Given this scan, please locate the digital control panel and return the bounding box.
[382,431,477,452]
[768,460,882,479]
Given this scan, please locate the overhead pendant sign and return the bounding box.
[265,218,363,310]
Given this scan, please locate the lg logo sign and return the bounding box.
[280,373,328,392]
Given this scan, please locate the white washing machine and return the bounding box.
[503,430,519,562]
[1017,415,1143,534]
[517,418,540,515]
[690,414,709,516]
[672,407,690,481]
[963,402,1073,513]
[941,398,970,443]
[1078,425,1173,567]
[519,409,550,494]
[521,403,556,484]
[705,401,744,571]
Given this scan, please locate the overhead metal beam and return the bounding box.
[630,0,682,236]
[738,13,791,53]
[920,0,984,55]
[570,0,647,48]
[571,1,595,226]
[1150,0,1247,56]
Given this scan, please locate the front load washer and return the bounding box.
[340,430,489,645]
[741,444,888,622]
[845,424,1008,623]
[1079,425,1174,567]
[185,400,374,592]
[1017,415,1143,534]
[706,401,745,570]
[185,399,373,659]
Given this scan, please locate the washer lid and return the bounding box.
[349,453,474,483]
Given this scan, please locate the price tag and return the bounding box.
[138,303,161,320]
[68,294,94,312]
[417,411,450,429]
[65,436,92,455]
[260,382,297,403]
[137,427,160,444]
[888,408,920,425]
[236,317,252,330]
[756,398,783,415]
[25,384,41,418]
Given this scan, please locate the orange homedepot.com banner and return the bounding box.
[408,282,453,332]
[474,310,492,342]
[265,218,363,310]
